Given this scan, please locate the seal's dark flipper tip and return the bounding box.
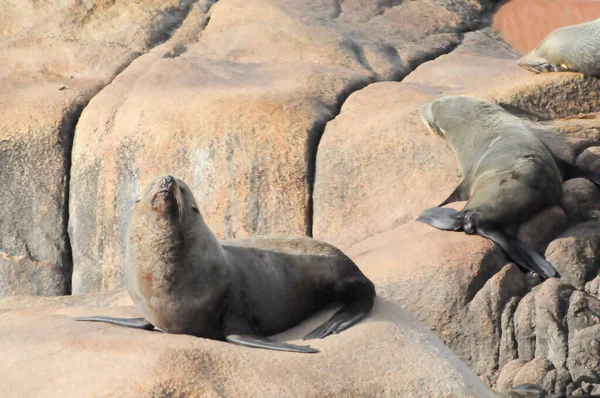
[226,334,319,354]
[585,171,600,186]
[476,227,559,280]
[303,285,373,341]
[75,316,155,330]
[416,207,463,231]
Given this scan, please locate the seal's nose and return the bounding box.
[162,175,174,187]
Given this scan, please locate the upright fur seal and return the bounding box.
[518,18,600,76]
[77,175,376,353]
[417,96,561,280]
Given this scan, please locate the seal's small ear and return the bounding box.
[192,207,199,214]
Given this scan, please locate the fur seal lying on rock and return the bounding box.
[77,175,376,353]
[417,96,561,280]
[518,18,600,76]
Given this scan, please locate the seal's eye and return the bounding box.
[192,207,199,214]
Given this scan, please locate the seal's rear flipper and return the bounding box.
[75,316,155,330]
[416,207,463,231]
[303,280,374,341]
[476,227,559,280]
[226,334,319,353]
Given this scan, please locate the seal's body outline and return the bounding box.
[518,18,600,76]
[77,175,376,353]
[417,95,561,279]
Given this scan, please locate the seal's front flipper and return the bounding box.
[226,334,319,353]
[438,181,468,207]
[416,207,463,231]
[476,226,558,280]
[75,316,155,330]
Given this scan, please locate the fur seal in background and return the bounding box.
[77,175,376,353]
[518,18,600,76]
[498,383,600,398]
[417,96,561,280]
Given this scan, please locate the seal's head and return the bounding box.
[517,30,570,74]
[135,175,200,224]
[419,96,489,139]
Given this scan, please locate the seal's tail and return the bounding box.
[477,226,559,280]
[75,316,155,330]
[303,279,375,341]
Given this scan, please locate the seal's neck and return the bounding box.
[127,212,226,284]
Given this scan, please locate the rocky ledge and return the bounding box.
[1,0,600,396]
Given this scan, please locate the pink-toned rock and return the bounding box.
[0,0,214,297]
[349,213,506,365]
[0,295,496,398]
[545,222,600,289]
[496,359,528,391]
[68,0,499,293]
[512,358,556,392]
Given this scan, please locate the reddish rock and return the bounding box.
[350,214,506,365]
[512,358,556,393]
[497,359,528,391]
[0,295,496,397]
[0,0,210,297]
[545,222,600,289]
[493,0,600,54]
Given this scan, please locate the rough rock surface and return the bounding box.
[68,0,500,294]
[0,295,495,397]
[0,0,210,296]
[545,222,600,289]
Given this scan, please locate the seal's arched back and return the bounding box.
[417,96,561,280]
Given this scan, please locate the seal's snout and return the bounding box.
[151,175,180,216]
[161,175,175,190]
[419,102,444,137]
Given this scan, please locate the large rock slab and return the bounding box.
[0,0,210,297]
[0,295,495,397]
[349,213,507,365]
[68,0,501,293]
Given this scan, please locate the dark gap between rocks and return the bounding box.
[305,3,502,237]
